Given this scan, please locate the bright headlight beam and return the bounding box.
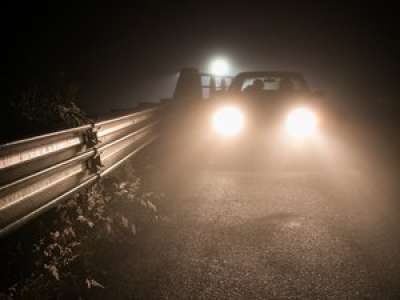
[209,58,230,76]
[285,107,318,138]
[212,106,244,137]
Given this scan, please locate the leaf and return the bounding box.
[106,223,112,234]
[45,264,60,281]
[51,231,60,240]
[131,224,137,236]
[119,182,128,189]
[91,279,105,288]
[147,201,157,212]
[77,215,87,223]
[86,278,105,289]
[69,227,77,238]
[85,278,91,289]
[121,216,129,228]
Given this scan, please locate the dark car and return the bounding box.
[170,69,326,167]
[210,72,318,137]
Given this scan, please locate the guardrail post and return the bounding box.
[84,125,103,177]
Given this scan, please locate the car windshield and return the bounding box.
[240,76,307,93]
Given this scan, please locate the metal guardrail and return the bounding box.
[0,106,161,237]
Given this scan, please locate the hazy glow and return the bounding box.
[212,106,244,137]
[210,58,230,76]
[285,107,318,138]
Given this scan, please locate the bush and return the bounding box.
[1,77,164,299]
[3,73,89,143]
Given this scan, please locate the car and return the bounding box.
[170,68,326,167]
[209,71,319,137]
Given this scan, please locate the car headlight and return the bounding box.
[285,107,318,138]
[212,106,244,137]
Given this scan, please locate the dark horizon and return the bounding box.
[3,2,399,115]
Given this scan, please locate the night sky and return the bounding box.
[3,1,399,115]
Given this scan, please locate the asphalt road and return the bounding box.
[97,138,400,299]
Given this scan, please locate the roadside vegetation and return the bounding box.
[0,78,164,299]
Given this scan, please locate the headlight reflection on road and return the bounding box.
[212,106,244,137]
[285,107,318,139]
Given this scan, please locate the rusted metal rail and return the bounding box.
[0,106,161,237]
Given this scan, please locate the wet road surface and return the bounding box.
[99,141,400,300]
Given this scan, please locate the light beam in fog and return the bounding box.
[285,107,318,139]
[209,58,230,76]
[212,106,244,137]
